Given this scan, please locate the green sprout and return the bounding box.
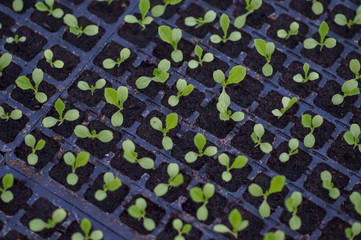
[349,59,361,81]
[71,218,103,240]
[218,153,248,182]
[234,0,263,29]
[63,14,99,37]
[293,63,319,83]
[188,45,214,69]
[277,22,299,39]
[124,0,153,30]
[0,173,14,203]
[136,59,171,89]
[104,86,128,127]
[128,197,155,231]
[279,138,299,163]
[0,53,12,77]
[285,191,302,230]
[151,0,182,17]
[0,106,22,122]
[158,26,183,62]
[264,230,285,240]
[248,175,286,218]
[217,90,245,122]
[15,68,48,103]
[350,191,361,215]
[6,34,26,44]
[77,79,106,96]
[150,112,178,150]
[122,140,154,169]
[345,222,361,240]
[25,134,46,165]
[35,0,64,18]
[42,98,79,128]
[172,218,191,240]
[168,79,194,107]
[306,0,323,15]
[301,114,323,148]
[211,14,242,44]
[102,48,130,69]
[272,96,297,118]
[74,125,113,143]
[185,133,217,163]
[334,5,361,28]
[44,49,64,69]
[304,21,336,51]
[184,10,216,28]
[344,124,361,152]
[153,163,183,197]
[320,170,340,199]
[29,208,67,232]
[63,151,89,186]
[213,209,249,239]
[251,124,273,154]
[254,39,275,77]
[189,183,215,221]
[331,79,359,105]
[94,172,122,201]
[12,0,23,12]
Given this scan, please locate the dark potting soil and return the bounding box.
[37,45,80,82]
[15,129,60,169]
[30,2,72,33]
[341,184,361,222]
[0,58,21,91]
[290,110,335,150]
[303,163,349,204]
[101,95,146,128]
[0,0,35,13]
[75,120,122,159]
[119,194,165,235]
[62,17,105,52]
[87,0,129,24]
[150,0,182,19]
[67,70,112,108]
[289,0,331,20]
[350,107,361,126]
[336,51,361,81]
[206,152,252,192]
[231,121,276,160]
[254,90,299,129]
[156,216,202,240]
[313,80,357,119]
[4,26,47,62]
[93,40,136,78]
[49,152,95,192]
[204,0,232,10]
[318,217,351,240]
[0,179,32,216]
[232,1,274,29]
[171,131,214,170]
[278,61,322,99]
[145,162,191,202]
[0,103,29,144]
[0,11,15,39]
[267,141,312,182]
[266,14,309,49]
[84,172,129,213]
[20,198,66,239]
[58,221,82,240]
[186,56,229,88]
[2,230,29,240]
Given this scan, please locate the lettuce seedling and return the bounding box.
[188,45,214,69]
[158,26,183,63]
[218,153,248,182]
[150,112,178,150]
[94,172,122,201]
[185,133,217,163]
[44,49,64,69]
[0,173,14,203]
[154,163,183,197]
[251,124,273,154]
[42,98,79,128]
[122,140,154,169]
[0,53,12,77]
[104,86,128,127]
[345,222,361,240]
[190,183,215,221]
[213,209,248,239]
[254,39,275,77]
[151,0,182,17]
[320,170,340,199]
[293,63,319,83]
[279,138,299,162]
[304,21,336,51]
[12,0,23,12]
[344,124,361,152]
[332,79,359,105]
[74,125,113,143]
[0,106,22,121]
[210,14,242,44]
[15,68,48,103]
[350,59,361,81]
[234,0,262,29]
[172,218,191,240]
[128,197,155,231]
[285,191,302,230]
[272,96,297,118]
[71,218,103,240]
[29,208,66,232]
[168,79,194,107]
[102,48,130,69]
[78,78,106,96]
[277,22,299,39]
[124,0,153,30]
[350,191,361,215]
[248,175,285,218]
[301,114,323,148]
[6,34,26,44]
[184,10,216,28]
[136,59,171,89]
[64,14,99,37]
[35,0,64,18]
[334,6,361,28]
[63,151,89,186]
[264,230,285,240]
[213,65,247,90]
[25,134,46,165]
[306,0,323,15]
[217,91,245,122]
